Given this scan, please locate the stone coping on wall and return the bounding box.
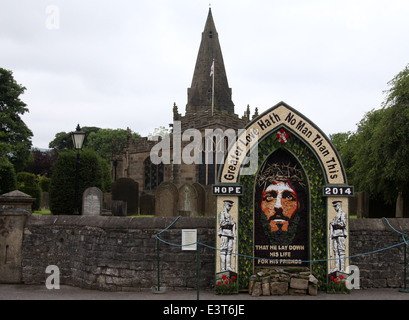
[349,218,409,232]
[25,216,409,236]
[25,215,215,230]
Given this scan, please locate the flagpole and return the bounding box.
[211,59,215,116]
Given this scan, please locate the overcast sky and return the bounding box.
[2,0,409,149]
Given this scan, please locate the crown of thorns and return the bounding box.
[257,162,306,190]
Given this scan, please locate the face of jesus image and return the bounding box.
[260,180,299,232]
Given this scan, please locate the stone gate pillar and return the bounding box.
[0,191,34,283]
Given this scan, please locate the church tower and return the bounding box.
[114,8,250,197]
[172,8,249,186]
[186,8,234,115]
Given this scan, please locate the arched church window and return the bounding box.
[144,157,163,191]
[199,136,221,186]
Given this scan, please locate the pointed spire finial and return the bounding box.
[186,6,234,115]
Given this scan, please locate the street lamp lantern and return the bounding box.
[71,124,86,215]
[72,124,86,150]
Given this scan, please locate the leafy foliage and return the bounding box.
[332,63,409,204]
[49,126,99,151]
[49,127,140,162]
[38,175,51,192]
[87,128,140,162]
[0,68,33,172]
[25,148,58,177]
[383,63,409,108]
[147,126,170,141]
[0,157,17,195]
[16,172,42,211]
[49,149,110,215]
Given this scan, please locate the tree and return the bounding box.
[16,172,41,211]
[333,63,409,205]
[48,126,99,151]
[383,63,409,108]
[0,156,17,195]
[367,64,409,204]
[49,149,104,215]
[48,131,73,151]
[147,126,170,141]
[339,108,387,196]
[86,128,140,162]
[25,148,58,177]
[0,68,33,171]
[49,127,140,162]
[329,131,354,179]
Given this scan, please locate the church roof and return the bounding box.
[186,8,234,115]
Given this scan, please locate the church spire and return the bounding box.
[186,8,234,115]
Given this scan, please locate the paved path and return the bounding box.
[0,284,408,300]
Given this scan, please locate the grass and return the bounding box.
[32,209,51,215]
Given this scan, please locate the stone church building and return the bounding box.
[112,9,256,202]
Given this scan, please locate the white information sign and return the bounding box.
[182,229,197,251]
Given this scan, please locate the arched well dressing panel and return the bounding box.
[214,102,351,291]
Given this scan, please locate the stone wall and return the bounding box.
[20,216,409,291]
[22,216,215,291]
[349,218,409,289]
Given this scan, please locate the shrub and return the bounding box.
[50,149,103,215]
[0,158,17,195]
[38,175,51,192]
[99,157,112,193]
[16,172,42,211]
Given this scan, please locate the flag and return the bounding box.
[210,61,214,77]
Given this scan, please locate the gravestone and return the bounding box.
[155,182,178,217]
[178,184,198,217]
[104,193,112,203]
[140,192,155,215]
[41,192,49,210]
[103,200,127,216]
[82,187,103,216]
[112,178,139,215]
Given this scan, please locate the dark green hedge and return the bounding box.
[49,149,104,215]
[0,158,17,195]
[16,172,42,211]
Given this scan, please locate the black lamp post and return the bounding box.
[71,124,86,215]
